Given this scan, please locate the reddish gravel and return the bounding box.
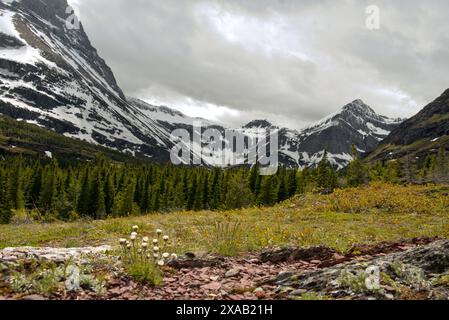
[1,237,440,300]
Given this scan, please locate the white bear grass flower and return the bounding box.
[119,227,178,286]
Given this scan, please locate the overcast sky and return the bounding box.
[69,0,449,129]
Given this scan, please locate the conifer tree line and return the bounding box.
[0,146,448,224]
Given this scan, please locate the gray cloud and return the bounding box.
[71,0,449,129]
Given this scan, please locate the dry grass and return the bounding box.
[1,183,448,255]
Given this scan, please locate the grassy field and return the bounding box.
[1,183,448,256]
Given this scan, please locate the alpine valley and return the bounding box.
[0,0,404,169]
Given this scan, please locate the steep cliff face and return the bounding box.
[0,0,173,161]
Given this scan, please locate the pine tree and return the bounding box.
[187,173,198,211]
[0,167,12,224]
[225,175,254,209]
[77,168,90,216]
[7,157,25,210]
[209,169,221,210]
[39,160,59,213]
[316,150,337,191]
[347,145,368,187]
[104,172,115,215]
[287,170,298,197]
[27,162,42,209]
[91,171,106,219]
[277,172,288,202]
[258,176,278,206]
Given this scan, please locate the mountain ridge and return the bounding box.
[0,0,404,169]
[367,88,449,163]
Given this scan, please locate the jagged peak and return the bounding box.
[243,120,273,129]
[341,99,376,115]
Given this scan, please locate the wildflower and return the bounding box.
[119,238,127,245]
[156,229,163,235]
[163,235,169,242]
[126,244,131,249]
[158,260,165,266]
[153,239,159,245]
[153,253,159,259]
[142,242,148,249]
[142,237,149,243]
[153,246,160,252]
[171,253,178,260]
[162,253,170,259]
[130,233,137,241]
[132,225,139,232]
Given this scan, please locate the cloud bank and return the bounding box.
[70,0,449,128]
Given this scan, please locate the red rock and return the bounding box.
[202,282,222,291]
[255,289,266,300]
[310,260,321,264]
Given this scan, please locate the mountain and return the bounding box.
[0,114,147,164]
[0,0,403,169]
[264,100,403,169]
[0,0,174,161]
[367,89,449,163]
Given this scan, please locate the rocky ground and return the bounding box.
[1,237,448,300]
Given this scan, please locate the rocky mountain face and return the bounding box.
[252,100,403,169]
[367,89,449,163]
[0,0,403,169]
[0,0,174,162]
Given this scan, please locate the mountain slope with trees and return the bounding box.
[367,88,449,183]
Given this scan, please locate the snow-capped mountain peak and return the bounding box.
[243,120,275,129]
[0,0,405,169]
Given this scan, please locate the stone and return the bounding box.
[254,288,266,299]
[385,294,395,300]
[22,295,46,301]
[270,240,449,300]
[260,246,337,263]
[202,282,222,291]
[220,290,229,297]
[225,268,241,278]
[0,246,112,264]
[290,289,307,296]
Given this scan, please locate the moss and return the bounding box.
[297,292,329,300]
[431,272,449,287]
